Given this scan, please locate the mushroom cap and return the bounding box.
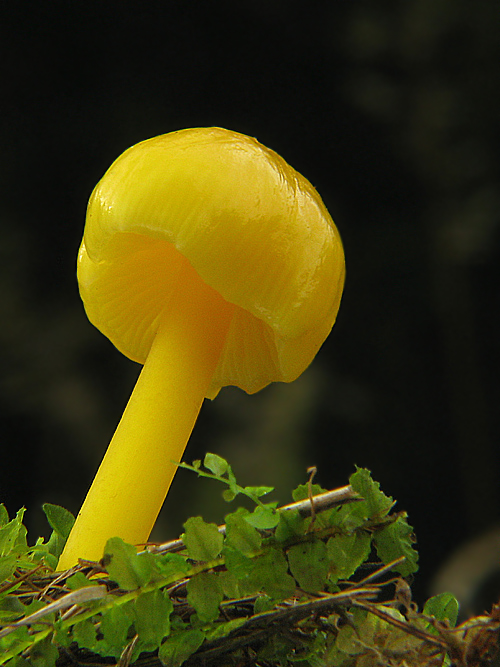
[78,127,345,397]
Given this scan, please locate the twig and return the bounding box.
[189,586,378,664]
[0,585,107,639]
[352,599,448,649]
[146,484,359,555]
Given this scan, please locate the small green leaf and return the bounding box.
[103,537,153,590]
[223,545,255,581]
[205,617,246,640]
[134,589,173,650]
[243,485,274,499]
[292,483,327,502]
[424,592,459,627]
[0,505,9,527]
[27,634,59,667]
[186,571,223,623]
[154,552,190,582]
[24,598,47,617]
[53,621,73,650]
[374,515,419,576]
[275,509,305,542]
[203,452,228,476]
[222,488,237,502]
[327,532,372,581]
[100,601,135,655]
[39,551,58,570]
[0,554,17,585]
[42,504,75,540]
[225,509,262,555]
[254,594,274,614]
[159,628,205,667]
[218,569,241,599]
[0,509,27,557]
[250,547,296,600]
[65,572,96,590]
[42,505,75,559]
[287,540,329,593]
[73,618,99,653]
[225,466,240,500]
[349,468,394,520]
[7,657,32,667]
[0,594,26,621]
[335,607,371,656]
[0,625,30,653]
[331,501,367,532]
[181,516,223,561]
[44,532,64,559]
[244,504,279,530]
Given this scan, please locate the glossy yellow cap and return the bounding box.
[78,127,345,397]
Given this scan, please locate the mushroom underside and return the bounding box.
[78,234,342,397]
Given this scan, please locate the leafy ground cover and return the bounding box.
[0,455,499,666]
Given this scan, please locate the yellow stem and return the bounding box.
[57,264,234,569]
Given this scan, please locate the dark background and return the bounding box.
[1,1,499,610]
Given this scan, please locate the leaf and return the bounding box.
[73,618,99,653]
[40,505,74,559]
[203,452,229,476]
[292,483,328,502]
[154,552,190,582]
[0,509,27,557]
[24,598,47,617]
[205,617,246,640]
[243,485,274,499]
[26,634,59,667]
[254,595,274,614]
[250,547,296,600]
[179,456,239,502]
[330,501,367,532]
[99,601,135,657]
[222,545,255,584]
[244,504,279,530]
[275,509,305,542]
[224,465,240,500]
[0,625,30,653]
[181,516,223,561]
[222,488,237,502]
[159,628,205,667]
[0,593,26,621]
[65,572,96,590]
[42,504,74,540]
[287,540,329,593]
[0,555,17,586]
[7,657,31,667]
[103,537,153,590]
[0,505,9,528]
[217,570,241,599]
[327,532,372,581]
[373,515,419,576]
[43,533,63,560]
[225,509,262,555]
[349,468,394,520]
[424,592,459,627]
[134,589,173,650]
[186,571,223,623]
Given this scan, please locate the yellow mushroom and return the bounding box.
[57,127,345,569]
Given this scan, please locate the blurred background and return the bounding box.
[1,1,499,614]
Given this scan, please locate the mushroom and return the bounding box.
[57,127,345,569]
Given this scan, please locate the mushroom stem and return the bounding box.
[57,262,234,569]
